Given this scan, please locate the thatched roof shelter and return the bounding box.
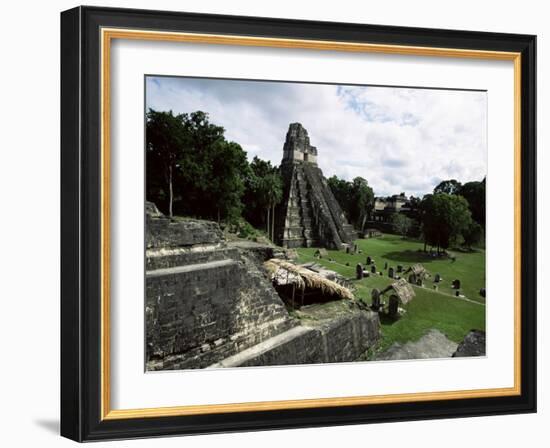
[405,263,430,279]
[264,258,354,301]
[381,278,415,305]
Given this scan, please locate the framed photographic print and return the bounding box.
[60,6,536,442]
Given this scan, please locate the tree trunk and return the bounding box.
[271,204,275,241]
[168,165,173,218]
[267,207,271,238]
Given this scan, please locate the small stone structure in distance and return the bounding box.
[275,123,357,249]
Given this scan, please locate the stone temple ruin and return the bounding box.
[145,201,379,370]
[275,123,356,249]
[146,202,295,370]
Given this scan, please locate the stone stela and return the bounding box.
[275,123,357,249]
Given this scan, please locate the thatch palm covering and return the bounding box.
[264,258,354,301]
[405,263,430,279]
[381,278,416,305]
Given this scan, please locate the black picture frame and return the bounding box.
[61,5,536,442]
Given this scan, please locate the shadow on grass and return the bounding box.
[378,313,401,326]
[381,250,451,264]
[453,247,482,253]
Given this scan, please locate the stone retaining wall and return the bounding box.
[211,307,380,368]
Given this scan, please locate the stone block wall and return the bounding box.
[315,309,380,363]
[212,307,380,368]
[146,252,297,370]
[146,216,222,249]
[146,260,242,361]
[145,204,297,370]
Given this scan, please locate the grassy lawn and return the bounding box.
[295,233,486,355]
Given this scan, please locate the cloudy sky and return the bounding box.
[146,76,487,197]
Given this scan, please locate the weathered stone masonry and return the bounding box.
[211,302,380,368]
[146,204,296,370]
[146,199,379,371]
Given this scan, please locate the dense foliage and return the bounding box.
[327,176,375,231]
[459,179,486,227]
[242,157,283,239]
[462,221,483,249]
[414,177,486,250]
[420,193,473,251]
[433,179,463,195]
[433,178,486,227]
[146,109,187,217]
[146,110,283,225]
[392,213,414,238]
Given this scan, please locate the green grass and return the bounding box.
[295,234,486,355]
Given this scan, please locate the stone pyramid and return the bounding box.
[275,123,357,249]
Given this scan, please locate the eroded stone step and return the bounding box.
[146,258,237,278]
[207,326,313,368]
[146,246,240,270]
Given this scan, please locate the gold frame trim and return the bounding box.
[100,28,522,421]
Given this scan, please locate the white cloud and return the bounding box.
[146,77,487,197]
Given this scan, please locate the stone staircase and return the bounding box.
[145,204,297,371]
[275,137,356,249]
[276,165,321,248]
[303,163,356,246]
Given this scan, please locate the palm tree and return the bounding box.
[260,173,283,242]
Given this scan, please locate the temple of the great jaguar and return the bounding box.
[275,123,357,249]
